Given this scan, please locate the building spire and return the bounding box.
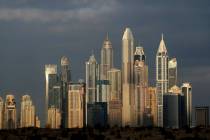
[106,32,109,41]
[161,33,164,40]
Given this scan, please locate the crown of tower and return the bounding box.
[122,27,134,40]
[103,33,112,48]
[157,33,167,53]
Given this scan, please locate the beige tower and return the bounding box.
[35,116,41,128]
[0,97,3,129]
[107,68,122,127]
[122,27,134,126]
[4,95,16,129]
[67,83,85,128]
[20,95,35,128]
[47,106,61,128]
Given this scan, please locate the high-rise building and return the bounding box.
[45,64,57,123]
[87,102,107,127]
[20,95,35,128]
[133,46,148,126]
[163,85,183,128]
[107,68,122,127]
[122,27,134,126]
[195,106,209,127]
[67,83,85,128]
[182,82,192,127]
[0,97,3,129]
[146,87,157,126]
[100,34,113,80]
[168,58,177,89]
[156,34,169,127]
[4,95,16,129]
[86,54,99,103]
[60,56,71,127]
[47,106,61,128]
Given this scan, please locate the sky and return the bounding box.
[0,0,209,125]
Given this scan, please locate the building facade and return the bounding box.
[156,34,168,127]
[87,102,107,127]
[163,85,183,128]
[20,95,35,128]
[47,106,61,128]
[146,87,157,126]
[107,68,122,126]
[67,83,85,128]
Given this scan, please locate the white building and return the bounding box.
[156,34,169,127]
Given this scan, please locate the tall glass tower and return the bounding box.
[122,27,134,126]
[156,34,168,127]
[86,54,99,103]
[60,56,71,127]
[45,64,57,124]
[182,82,192,127]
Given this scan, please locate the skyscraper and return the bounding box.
[100,34,113,80]
[20,95,35,128]
[45,64,57,123]
[60,56,71,127]
[47,106,61,128]
[107,68,122,127]
[156,34,168,127]
[182,82,192,127]
[86,54,99,103]
[168,58,177,89]
[4,95,16,129]
[122,27,134,126]
[133,46,148,126]
[0,97,3,129]
[67,83,85,128]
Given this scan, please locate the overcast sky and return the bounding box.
[0,0,209,125]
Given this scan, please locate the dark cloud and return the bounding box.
[0,0,209,126]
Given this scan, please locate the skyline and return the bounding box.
[0,0,209,125]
